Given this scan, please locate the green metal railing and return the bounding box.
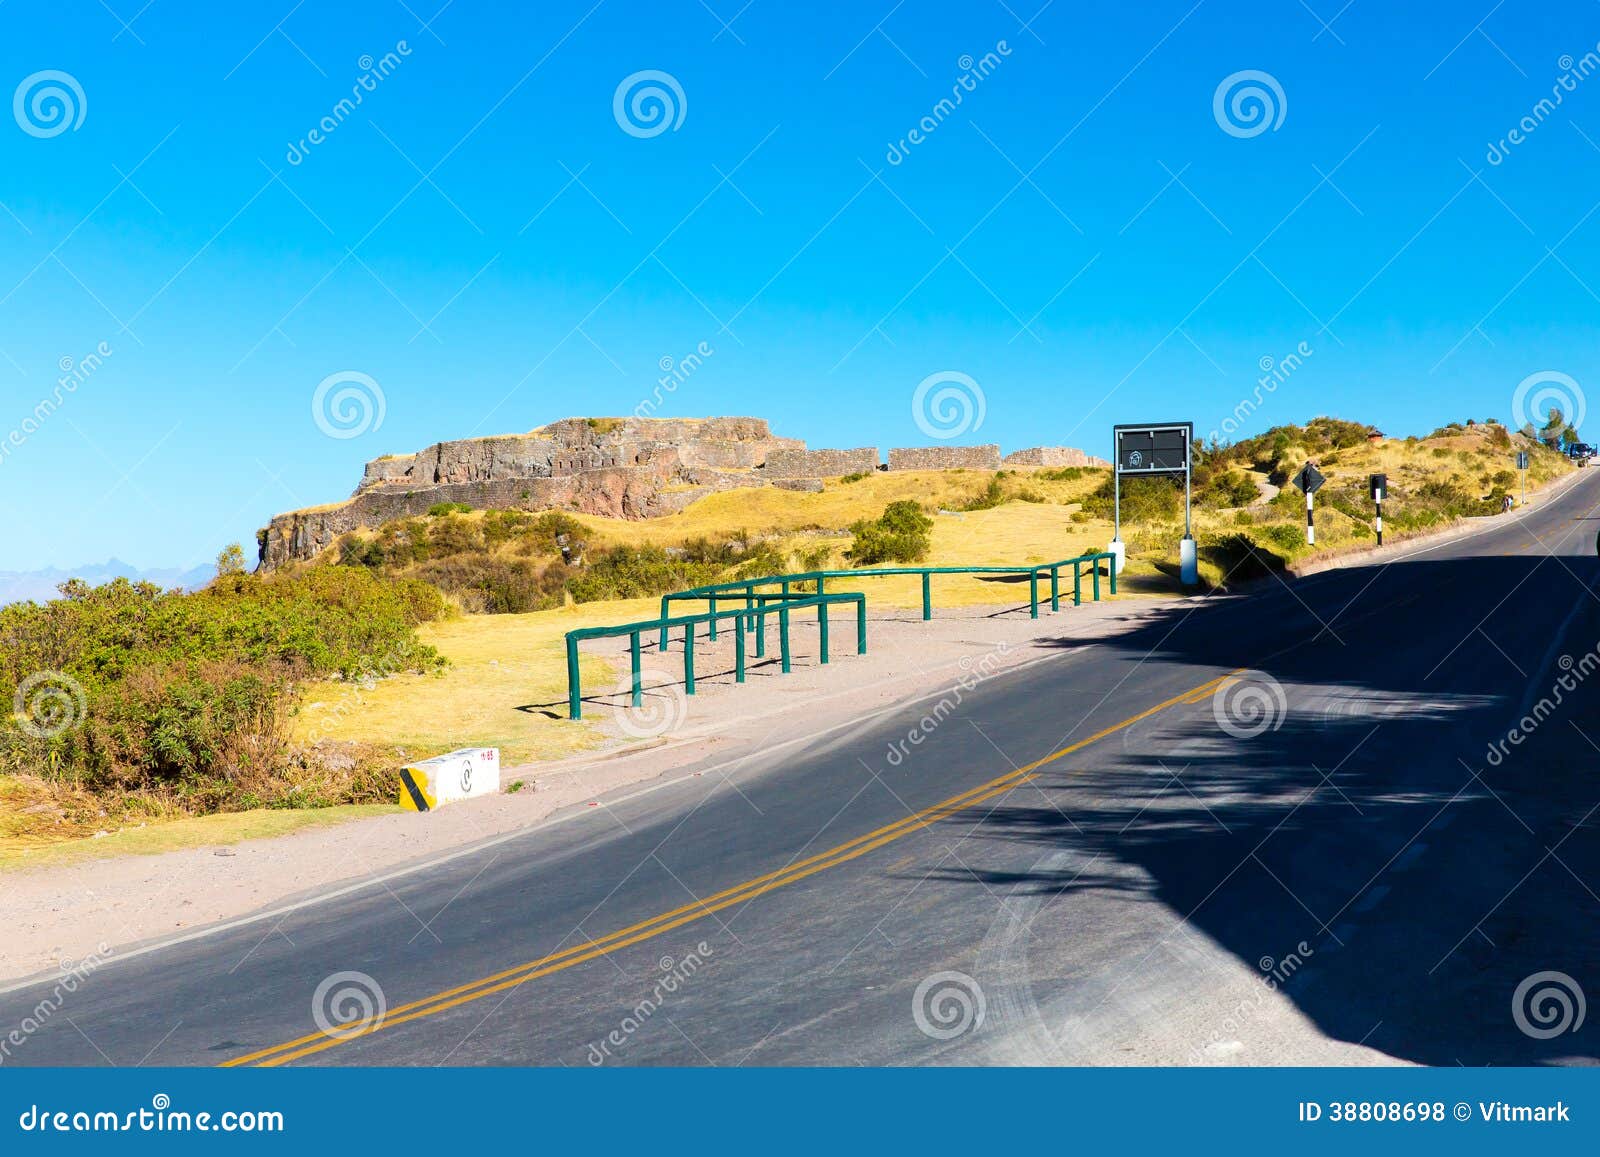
[564,591,866,720]
[655,552,1117,651]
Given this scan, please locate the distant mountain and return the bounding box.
[0,559,215,605]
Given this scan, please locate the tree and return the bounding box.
[1540,408,1566,449]
[215,542,247,577]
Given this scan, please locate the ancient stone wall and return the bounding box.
[764,447,880,478]
[887,444,1001,471]
[1001,446,1109,468]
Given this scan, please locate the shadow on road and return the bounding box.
[928,551,1600,1066]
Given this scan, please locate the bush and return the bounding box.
[1080,475,1183,523]
[427,502,474,517]
[1197,471,1259,509]
[565,546,726,602]
[846,501,933,565]
[0,570,447,805]
[961,476,1006,511]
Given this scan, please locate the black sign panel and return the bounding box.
[1114,423,1192,475]
[1517,451,1530,470]
[1294,463,1326,495]
[1369,472,1386,499]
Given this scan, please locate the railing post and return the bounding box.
[1093,559,1101,601]
[818,598,831,664]
[745,583,756,632]
[659,597,671,652]
[708,594,718,640]
[684,625,696,695]
[735,613,746,683]
[856,596,867,654]
[754,605,766,658]
[1073,560,1082,606]
[921,571,932,620]
[567,634,582,720]
[1050,566,1060,612]
[779,604,792,673]
[630,632,642,707]
[1029,571,1039,619]
[1108,553,1117,595]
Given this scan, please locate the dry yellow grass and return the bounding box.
[291,478,1117,767]
[293,597,666,766]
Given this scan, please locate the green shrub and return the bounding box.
[0,569,446,803]
[961,476,1006,511]
[846,501,933,565]
[427,501,474,517]
[1197,471,1259,509]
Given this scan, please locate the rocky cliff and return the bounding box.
[258,416,1107,567]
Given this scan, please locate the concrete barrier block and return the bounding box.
[399,747,501,812]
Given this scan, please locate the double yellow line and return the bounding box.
[227,671,1234,1067]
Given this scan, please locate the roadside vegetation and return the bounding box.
[1,416,1573,856]
[0,564,447,849]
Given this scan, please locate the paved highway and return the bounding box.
[5,472,1600,1066]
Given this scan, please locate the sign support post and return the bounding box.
[1517,450,1529,507]
[1369,473,1386,547]
[1293,462,1326,547]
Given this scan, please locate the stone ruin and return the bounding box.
[258,416,1108,567]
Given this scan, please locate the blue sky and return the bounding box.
[2,0,1598,570]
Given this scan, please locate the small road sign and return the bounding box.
[1517,451,1530,471]
[1369,473,1386,546]
[1293,462,1326,495]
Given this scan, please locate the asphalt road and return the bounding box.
[6,472,1600,1067]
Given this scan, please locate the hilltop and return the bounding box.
[257,415,1106,568]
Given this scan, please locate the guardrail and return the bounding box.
[564,592,866,720]
[655,552,1117,651]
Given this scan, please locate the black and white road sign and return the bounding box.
[1517,451,1530,471]
[1293,462,1326,495]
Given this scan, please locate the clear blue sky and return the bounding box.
[2,0,1597,570]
